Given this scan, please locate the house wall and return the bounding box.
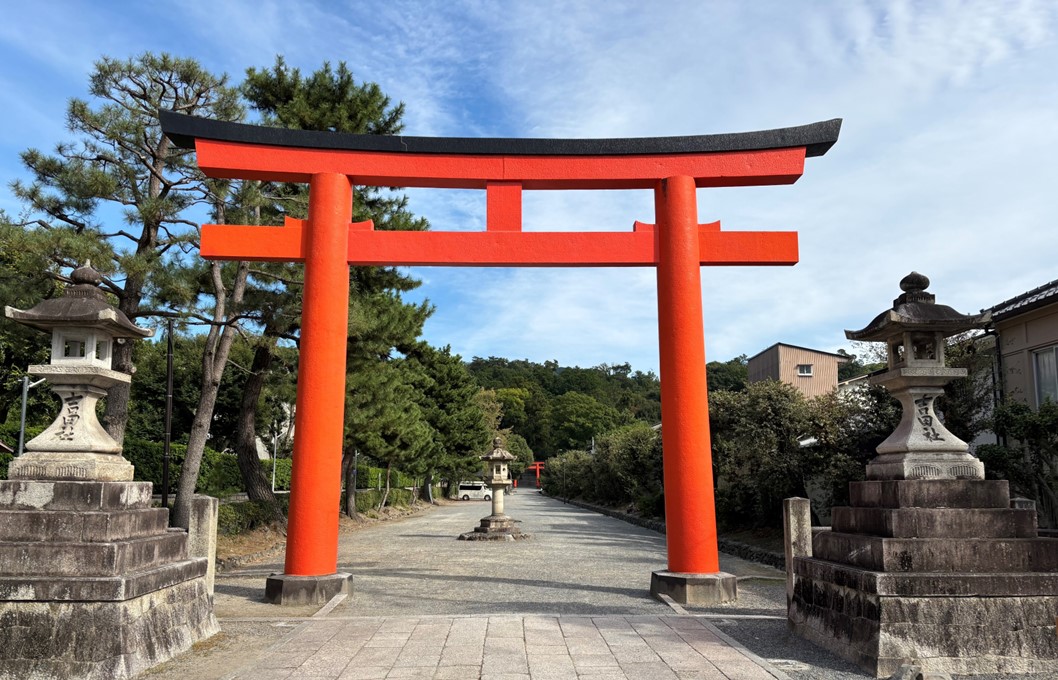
[996,302,1058,407]
[747,344,842,398]
[777,345,841,398]
[747,346,780,384]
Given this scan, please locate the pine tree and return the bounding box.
[10,54,243,443]
[403,344,492,502]
[236,58,431,516]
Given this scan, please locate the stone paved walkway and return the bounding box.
[232,614,781,680]
[146,492,791,680]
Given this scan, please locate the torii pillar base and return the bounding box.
[265,572,353,606]
[650,570,738,606]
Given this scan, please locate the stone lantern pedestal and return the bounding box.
[787,273,1058,677]
[459,438,530,541]
[0,263,218,679]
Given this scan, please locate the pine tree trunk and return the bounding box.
[420,470,434,504]
[342,450,361,520]
[103,346,132,443]
[378,463,392,510]
[171,260,249,529]
[234,342,282,519]
[103,288,145,444]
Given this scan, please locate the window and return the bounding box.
[796,364,813,377]
[63,337,86,359]
[1034,346,1058,407]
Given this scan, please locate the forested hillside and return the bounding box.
[466,358,661,459]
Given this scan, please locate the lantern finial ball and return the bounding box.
[899,271,929,293]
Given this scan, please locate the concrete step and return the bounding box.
[794,556,1058,597]
[0,480,154,511]
[814,531,1058,573]
[0,532,188,577]
[0,508,170,543]
[849,479,1010,509]
[0,557,208,601]
[830,506,1037,539]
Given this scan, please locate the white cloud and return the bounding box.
[3,0,1058,375]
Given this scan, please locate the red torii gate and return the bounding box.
[162,112,840,605]
[526,461,545,489]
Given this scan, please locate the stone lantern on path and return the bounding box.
[844,271,990,480]
[4,261,152,481]
[458,437,530,541]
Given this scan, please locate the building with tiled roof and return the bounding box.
[988,278,1058,408]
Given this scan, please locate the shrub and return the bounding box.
[123,438,242,497]
[216,498,287,535]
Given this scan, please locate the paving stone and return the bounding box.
[351,645,402,667]
[337,666,389,680]
[384,668,434,678]
[570,652,620,668]
[620,661,683,679]
[299,650,354,675]
[440,644,484,666]
[577,671,629,680]
[611,645,662,663]
[365,632,412,647]
[432,665,483,679]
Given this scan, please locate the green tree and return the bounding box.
[0,220,58,429]
[709,380,814,527]
[9,53,242,444]
[5,53,253,529]
[937,332,995,444]
[706,354,748,392]
[504,432,534,480]
[978,400,1058,526]
[344,359,431,512]
[403,343,492,503]
[550,391,628,452]
[239,57,430,514]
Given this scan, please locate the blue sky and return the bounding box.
[2,1,1056,374]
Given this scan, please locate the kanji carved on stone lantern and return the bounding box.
[845,272,990,480]
[4,262,152,481]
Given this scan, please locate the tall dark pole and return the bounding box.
[162,317,174,511]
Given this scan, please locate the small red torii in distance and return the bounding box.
[162,112,840,605]
[526,461,545,489]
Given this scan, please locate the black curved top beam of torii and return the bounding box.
[161,110,841,159]
[160,110,840,266]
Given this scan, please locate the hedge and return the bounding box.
[123,438,242,498]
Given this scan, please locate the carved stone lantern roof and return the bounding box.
[844,272,990,342]
[481,437,515,463]
[4,262,152,339]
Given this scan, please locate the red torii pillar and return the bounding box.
[161,112,840,605]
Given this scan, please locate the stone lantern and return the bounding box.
[458,437,529,541]
[787,272,1058,677]
[844,271,990,480]
[4,261,152,481]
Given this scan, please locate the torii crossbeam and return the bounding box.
[162,112,840,605]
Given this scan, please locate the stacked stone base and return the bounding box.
[0,480,217,680]
[458,515,530,541]
[789,480,1058,677]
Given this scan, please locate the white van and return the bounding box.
[456,481,491,501]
